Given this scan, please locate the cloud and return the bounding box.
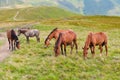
[108,7,120,16]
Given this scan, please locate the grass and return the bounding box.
[0,16,120,80]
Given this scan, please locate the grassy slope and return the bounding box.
[0,9,17,21]
[0,16,120,80]
[0,6,77,21]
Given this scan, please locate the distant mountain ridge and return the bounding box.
[0,0,120,16]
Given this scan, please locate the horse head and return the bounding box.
[82,47,89,59]
[54,46,60,57]
[44,28,58,47]
[44,38,50,48]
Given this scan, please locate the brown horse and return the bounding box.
[54,30,78,57]
[18,28,40,43]
[83,32,108,59]
[7,29,20,51]
[45,28,69,47]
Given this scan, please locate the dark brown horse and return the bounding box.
[45,28,69,47]
[7,29,20,51]
[83,32,108,59]
[54,30,78,57]
[18,28,40,43]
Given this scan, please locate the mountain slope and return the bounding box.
[0,6,77,21]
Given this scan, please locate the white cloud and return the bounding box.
[108,7,120,16]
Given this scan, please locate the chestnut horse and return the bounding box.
[83,32,108,59]
[18,28,40,43]
[7,29,20,51]
[54,30,78,57]
[45,28,68,47]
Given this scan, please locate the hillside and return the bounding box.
[0,0,120,15]
[0,6,77,21]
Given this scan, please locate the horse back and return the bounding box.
[61,30,77,44]
[91,32,107,45]
[25,29,39,37]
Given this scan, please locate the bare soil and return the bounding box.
[0,33,11,62]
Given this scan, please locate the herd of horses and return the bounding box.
[6,27,108,59]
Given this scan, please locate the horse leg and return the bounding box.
[70,43,74,54]
[64,44,67,56]
[92,45,95,58]
[26,37,29,43]
[73,39,78,53]
[90,46,93,54]
[8,39,11,50]
[105,44,108,56]
[37,37,40,42]
[14,41,16,50]
[99,45,103,56]
[11,41,14,51]
[61,44,64,55]
[36,35,40,42]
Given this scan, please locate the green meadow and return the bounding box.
[0,7,120,80]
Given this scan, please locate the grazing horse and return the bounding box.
[18,28,40,43]
[54,30,78,57]
[45,28,69,47]
[83,32,108,59]
[7,29,20,51]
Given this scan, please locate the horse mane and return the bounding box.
[55,33,62,49]
[45,28,58,42]
[11,29,18,40]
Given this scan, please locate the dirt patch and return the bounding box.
[0,33,11,62]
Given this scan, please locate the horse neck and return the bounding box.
[20,29,27,34]
[84,35,91,48]
[47,31,57,40]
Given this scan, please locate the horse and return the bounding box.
[82,32,108,59]
[54,30,78,57]
[7,29,20,51]
[44,28,69,47]
[17,28,40,43]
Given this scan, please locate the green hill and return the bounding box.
[0,6,77,21]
